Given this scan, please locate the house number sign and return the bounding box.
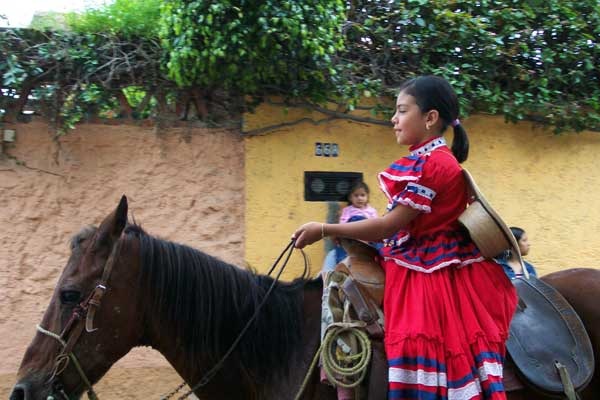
[315,142,339,157]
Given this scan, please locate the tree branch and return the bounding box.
[243,116,338,136]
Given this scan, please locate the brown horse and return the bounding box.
[8,197,600,399]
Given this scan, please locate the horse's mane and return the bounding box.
[123,224,314,384]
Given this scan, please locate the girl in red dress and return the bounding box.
[293,75,517,399]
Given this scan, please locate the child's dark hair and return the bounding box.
[398,75,469,163]
[346,180,370,204]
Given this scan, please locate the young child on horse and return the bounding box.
[293,75,518,400]
[340,181,379,223]
[322,181,379,273]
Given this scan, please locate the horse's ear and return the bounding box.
[97,195,128,244]
[114,195,128,236]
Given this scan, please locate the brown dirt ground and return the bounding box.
[0,121,245,399]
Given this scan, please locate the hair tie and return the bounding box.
[451,119,461,127]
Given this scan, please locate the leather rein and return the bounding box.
[36,237,123,400]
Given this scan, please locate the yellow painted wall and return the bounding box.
[244,103,600,280]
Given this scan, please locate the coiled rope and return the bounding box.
[294,322,371,400]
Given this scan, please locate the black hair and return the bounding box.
[398,75,469,163]
[346,180,370,204]
[509,226,525,242]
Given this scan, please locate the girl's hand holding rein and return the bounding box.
[292,222,324,248]
[293,205,419,249]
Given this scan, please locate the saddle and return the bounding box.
[337,238,384,301]
[319,239,387,399]
[506,275,595,398]
[335,238,385,336]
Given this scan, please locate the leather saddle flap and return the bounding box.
[506,276,595,394]
[338,238,384,306]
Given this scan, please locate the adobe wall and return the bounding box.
[0,120,245,397]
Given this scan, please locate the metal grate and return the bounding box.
[304,171,364,202]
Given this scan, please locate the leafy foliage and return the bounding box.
[343,0,600,131]
[0,27,167,131]
[159,0,346,100]
[1,0,599,133]
[66,0,162,39]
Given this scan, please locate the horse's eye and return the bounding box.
[75,237,86,248]
[60,290,81,305]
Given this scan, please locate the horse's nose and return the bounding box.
[9,383,29,400]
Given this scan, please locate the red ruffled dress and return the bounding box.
[377,137,517,400]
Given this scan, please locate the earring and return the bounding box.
[425,124,430,131]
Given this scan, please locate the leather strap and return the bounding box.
[341,276,383,339]
[555,362,577,400]
[85,239,122,332]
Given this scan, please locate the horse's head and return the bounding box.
[11,196,143,400]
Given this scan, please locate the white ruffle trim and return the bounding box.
[388,360,503,398]
[389,367,447,386]
[388,196,432,213]
[378,171,420,182]
[378,172,418,204]
[448,379,483,400]
[383,256,486,273]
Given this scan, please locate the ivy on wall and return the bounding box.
[342,0,600,132]
[0,0,598,134]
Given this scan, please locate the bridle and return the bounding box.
[36,237,123,400]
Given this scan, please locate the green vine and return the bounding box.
[1,0,598,133]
